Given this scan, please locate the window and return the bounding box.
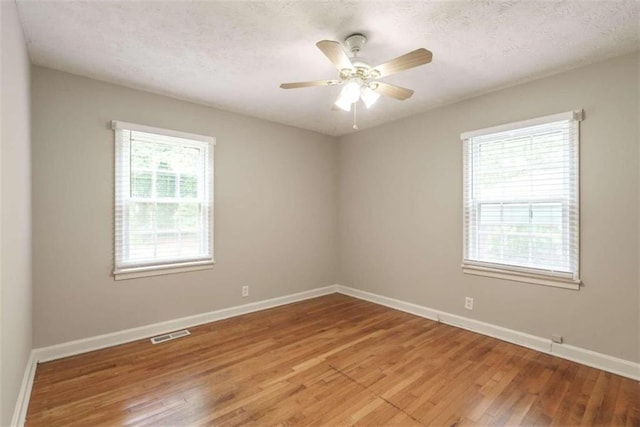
[461,111,582,290]
[112,121,214,280]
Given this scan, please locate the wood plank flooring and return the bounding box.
[26,294,639,426]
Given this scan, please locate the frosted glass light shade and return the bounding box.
[341,81,361,103]
[361,87,380,108]
[335,80,362,111]
[334,96,352,112]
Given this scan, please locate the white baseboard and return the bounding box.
[34,285,338,363]
[336,285,639,381]
[550,342,640,380]
[10,351,37,427]
[336,285,441,322]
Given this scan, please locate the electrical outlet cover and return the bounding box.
[464,297,474,310]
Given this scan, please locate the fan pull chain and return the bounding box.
[353,102,359,130]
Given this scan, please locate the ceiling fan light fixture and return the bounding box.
[280,33,433,124]
[334,95,353,112]
[361,86,381,109]
[340,80,362,104]
[334,79,361,111]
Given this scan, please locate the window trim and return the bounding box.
[112,121,215,144]
[460,110,582,140]
[114,260,214,281]
[462,264,580,290]
[112,120,215,280]
[460,110,582,290]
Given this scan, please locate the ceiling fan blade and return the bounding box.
[316,40,353,71]
[372,82,414,100]
[280,80,341,89]
[372,48,433,78]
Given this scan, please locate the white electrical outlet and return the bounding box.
[242,286,249,297]
[464,297,474,310]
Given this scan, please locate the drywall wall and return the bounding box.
[338,53,640,363]
[31,67,338,347]
[1,1,33,425]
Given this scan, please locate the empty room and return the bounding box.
[2,0,639,425]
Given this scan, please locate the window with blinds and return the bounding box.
[461,111,582,289]
[112,121,214,280]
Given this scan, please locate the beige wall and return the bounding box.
[31,67,338,347]
[338,53,640,362]
[1,1,33,425]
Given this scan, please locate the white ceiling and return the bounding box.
[16,1,640,136]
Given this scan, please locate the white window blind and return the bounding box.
[461,111,582,289]
[113,121,214,279]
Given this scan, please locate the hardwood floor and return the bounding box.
[26,294,639,426]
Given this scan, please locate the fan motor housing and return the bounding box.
[345,33,367,54]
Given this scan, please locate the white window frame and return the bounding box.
[112,121,215,280]
[460,110,582,290]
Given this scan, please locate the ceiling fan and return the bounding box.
[280,33,433,123]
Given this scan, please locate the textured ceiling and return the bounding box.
[16,1,640,136]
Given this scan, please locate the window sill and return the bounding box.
[114,261,214,281]
[462,264,580,290]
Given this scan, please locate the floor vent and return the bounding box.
[150,329,191,344]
